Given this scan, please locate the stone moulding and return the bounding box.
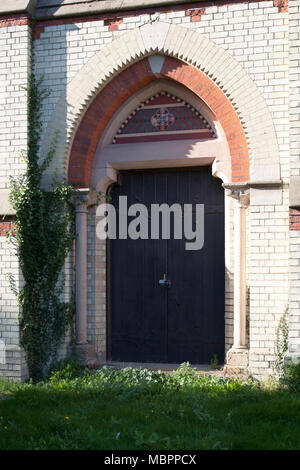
[290,176,300,209]
[0,0,36,15]
[0,1,289,19]
[33,1,288,20]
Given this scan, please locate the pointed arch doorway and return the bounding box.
[99,85,228,365]
[68,58,252,368]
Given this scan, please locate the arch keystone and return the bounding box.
[140,22,170,52]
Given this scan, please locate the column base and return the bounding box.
[75,343,100,369]
[223,347,249,378]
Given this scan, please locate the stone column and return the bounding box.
[72,189,99,366]
[224,185,250,375]
[233,191,249,349]
[74,194,89,345]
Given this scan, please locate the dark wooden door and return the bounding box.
[108,167,225,364]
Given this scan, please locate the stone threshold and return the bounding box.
[101,361,224,376]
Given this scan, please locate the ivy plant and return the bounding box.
[8,21,75,382]
[274,306,289,375]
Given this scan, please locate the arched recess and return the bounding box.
[91,78,232,191]
[40,22,280,185]
[69,56,248,187]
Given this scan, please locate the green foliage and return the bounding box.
[274,307,289,375]
[0,379,19,395]
[7,22,75,382]
[172,361,197,385]
[210,354,219,370]
[2,363,300,450]
[281,362,300,392]
[43,361,257,395]
[48,359,84,382]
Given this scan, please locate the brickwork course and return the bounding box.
[0,0,299,380]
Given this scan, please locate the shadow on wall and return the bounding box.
[35,0,83,17]
[225,267,234,356]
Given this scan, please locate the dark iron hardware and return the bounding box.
[159,273,171,288]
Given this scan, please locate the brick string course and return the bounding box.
[0,1,286,35]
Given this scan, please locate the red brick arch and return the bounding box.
[69,57,249,187]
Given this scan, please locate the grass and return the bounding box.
[1,362,300,450]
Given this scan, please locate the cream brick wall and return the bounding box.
[288,0,300,358]
[0,22,31,380]
[0,237,19,346]
[0,24,30,190]
[249,190,290,376]
[289,0,300,179]
[289,232,300,354]
[0,237,27,380]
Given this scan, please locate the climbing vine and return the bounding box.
[274,306,289,375]
[8,20,75,382]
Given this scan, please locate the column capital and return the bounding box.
[223,183,250,207]
[71,188,99,212]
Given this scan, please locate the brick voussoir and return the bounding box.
[68,57,250,186]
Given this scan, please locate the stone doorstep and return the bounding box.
[75,344,223,376]
[223,365,251,380]
[101,361,224,377]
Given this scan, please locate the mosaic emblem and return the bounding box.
[151,108,175,131]
[113,92,216,143]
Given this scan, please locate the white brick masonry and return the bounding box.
[0,237,27,380]
[0,22,31,380]
[288,0,300,361]
[0,24,30,190]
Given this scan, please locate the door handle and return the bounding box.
[159,273,171,288]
